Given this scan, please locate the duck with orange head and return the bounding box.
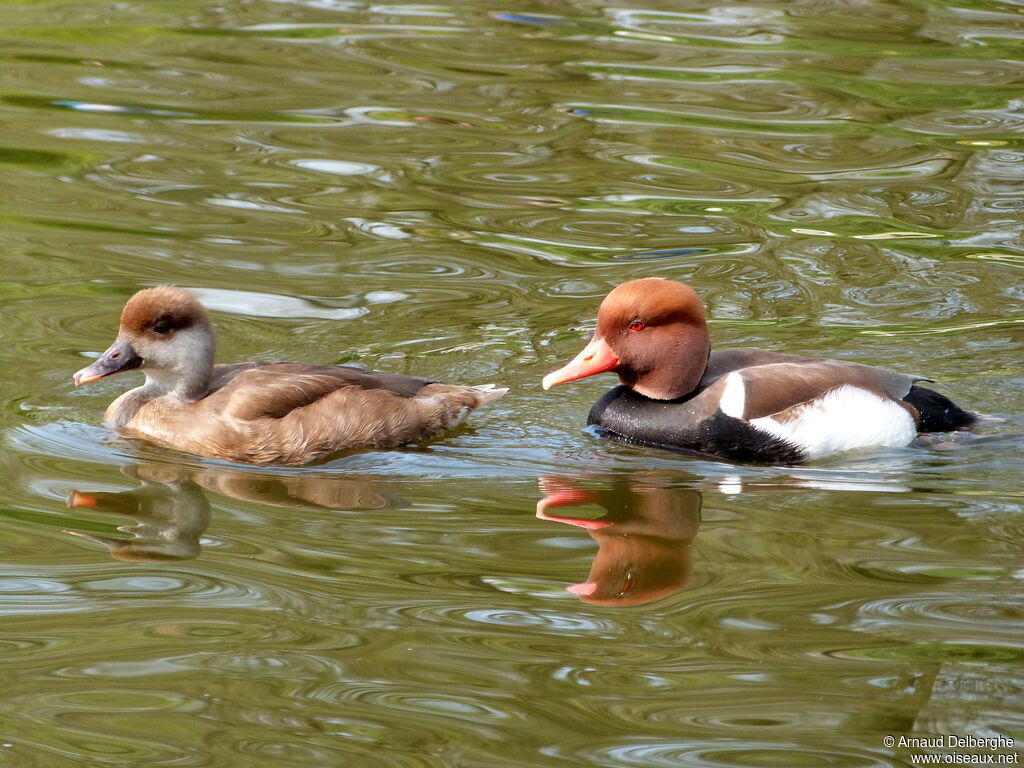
[543,278,975,463]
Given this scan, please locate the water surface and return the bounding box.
[1,0,1023,765]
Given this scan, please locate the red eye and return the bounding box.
[629,321,645,332]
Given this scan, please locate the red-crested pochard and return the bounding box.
[542,278,976,463]
[73,286,507,465]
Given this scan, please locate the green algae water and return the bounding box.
[1,0,1022,765]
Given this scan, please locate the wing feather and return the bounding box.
[206,363,433,421]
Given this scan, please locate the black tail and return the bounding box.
[904,386,976,432]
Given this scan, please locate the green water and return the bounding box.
[1,0,1022,765]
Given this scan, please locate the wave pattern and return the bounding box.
[1,0,1023,765]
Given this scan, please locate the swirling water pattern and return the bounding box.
[1,0,1022,765]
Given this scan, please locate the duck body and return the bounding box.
[75,287,506,466]
[106,361,502,466]
[544,279,975,464]
[587,349,965,463]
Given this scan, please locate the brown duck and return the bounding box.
[73,286,507,465]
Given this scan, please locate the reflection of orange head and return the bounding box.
[537,476,701,607]
[570,531,694,607]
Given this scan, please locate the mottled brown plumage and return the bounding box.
[74,286,507,465]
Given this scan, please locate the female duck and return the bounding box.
[542,278,975,463]
[74,286,506,465]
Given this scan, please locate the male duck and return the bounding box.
[74,286,506,465]
[542,278,975,463]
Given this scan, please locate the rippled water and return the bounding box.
[2,0,1023,765]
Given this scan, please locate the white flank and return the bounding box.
[749,385,917,460]
[718,475,743,495]
[719,372,746,418]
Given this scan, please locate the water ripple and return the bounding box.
[2,0,1023,765]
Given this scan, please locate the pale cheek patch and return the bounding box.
[719,371,746,419]
[749,385,917,460]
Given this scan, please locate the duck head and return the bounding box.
[73,286,216,400]
[542,278,711,400]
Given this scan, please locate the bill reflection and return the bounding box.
[537,475,701,607]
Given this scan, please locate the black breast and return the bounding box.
[588,386,805,464]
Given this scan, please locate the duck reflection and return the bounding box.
[192,469,394,511]
[65,464,209,562]
[537,475,701,607]
[66,463,401,561]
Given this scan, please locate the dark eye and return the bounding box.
[152,320,171,335]
[629,320,645,332]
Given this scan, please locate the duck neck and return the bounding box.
[143,328,216,402]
